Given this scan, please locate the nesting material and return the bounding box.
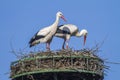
[10,49,105,80]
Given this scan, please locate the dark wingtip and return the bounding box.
[29,38,34,48]
[58,24,64,27]
[29,45,32,48]
[29,41,31,47]
[29,44,33,48]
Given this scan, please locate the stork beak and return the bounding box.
[83,35,87,46]
[61,15,67,22]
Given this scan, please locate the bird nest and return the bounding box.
[10,49,106,80]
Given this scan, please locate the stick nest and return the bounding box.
[10,48,106,80]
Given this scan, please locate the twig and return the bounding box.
[105,61,120,64]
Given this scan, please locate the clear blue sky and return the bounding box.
[0,0,120,80]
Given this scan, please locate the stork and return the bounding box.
[29,11,66,50]
[55,24,88,49]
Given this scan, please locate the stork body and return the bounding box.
[55,24,88,49]
[29,12,66,50]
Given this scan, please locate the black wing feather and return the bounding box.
[29,31,45,44]
[56,26,71,34]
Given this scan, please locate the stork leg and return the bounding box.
[66,39,69,49]
[62,39,66,49]
[46,43,50,50]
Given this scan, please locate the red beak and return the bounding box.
[83,35,87,46]
[61,15,67,22]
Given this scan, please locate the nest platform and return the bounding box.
[10,49,105,80]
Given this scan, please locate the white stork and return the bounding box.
[55,24,88,49]
[29,11,66,50]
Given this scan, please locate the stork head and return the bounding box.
[80,29,88,46]
[56,11,67,22]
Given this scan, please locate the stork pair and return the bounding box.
[29,11,88,50]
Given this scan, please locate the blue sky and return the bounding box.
[0,0,120,80]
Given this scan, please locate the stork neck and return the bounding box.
[76,31,83,37]
[54,16,60,25]
[50,15,60,33]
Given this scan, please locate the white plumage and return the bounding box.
[29,11,66,50]
[55,24,88,49]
